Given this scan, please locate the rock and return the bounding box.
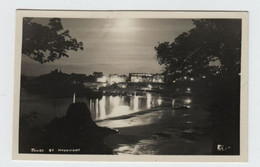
[40,102,117,154]
[66,102,96,128]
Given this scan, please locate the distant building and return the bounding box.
[93,72,107,83]
[84,82,107,89]
[93,72,103,78]
[84,82,99,89]
[152,74,164,83]
[109,74,128,84]
[129,73,153,83]
[129,73,164,83]
[96,76,107,83]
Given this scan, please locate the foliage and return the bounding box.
[22,18,84,63]
[155,19,241,82]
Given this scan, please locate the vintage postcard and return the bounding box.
[13,10,248,162]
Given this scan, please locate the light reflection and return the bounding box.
[95,99,99,119]
[113,145,135,155]
[157,98,162,106]
[186,87,191,93]
[148,84,152,89]
[90,99,95,119]
[111,96,120,108]
[111,106,131,117]
[113,139,157,155]
[99,96,106,119]
[89,94,167,120]
[184,98,192,104]
[172,99,175,108]
[133,96,139,111]
[146,93,152,109]
[89,99,93,111]
[97,110,164,128]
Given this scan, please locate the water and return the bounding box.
[89,93,165,121]
[20,89,214,154]
[20,89,171,128]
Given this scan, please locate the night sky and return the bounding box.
[21,18,194,76]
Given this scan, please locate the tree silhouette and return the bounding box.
[22,18,84,63]
[155,19,241,82]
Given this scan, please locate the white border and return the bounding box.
[12,10,248,162]
[2,1,260,166]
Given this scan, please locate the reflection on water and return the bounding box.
[114,139,157,155]
[157,98,162,106]
[184,98,192,104]
[146,93,151,109]
[89,93,164,120]
[20,91,168,127]
[97,109,167,129]
[20,89,193,127]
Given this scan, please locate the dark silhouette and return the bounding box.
[155,19,241,82]
[19,102,117,154]
[23,71,103,99]
[22,18,84,63]
[209,77,240,155]
[154,19,241,155]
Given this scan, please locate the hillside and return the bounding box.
[23,71,102,98]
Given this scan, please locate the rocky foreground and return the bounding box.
[19,102,117,154]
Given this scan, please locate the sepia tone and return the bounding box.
[13,10,248,162]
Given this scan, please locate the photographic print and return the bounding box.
[13,11,248,161]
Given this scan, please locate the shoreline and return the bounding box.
[97,103,213,155]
